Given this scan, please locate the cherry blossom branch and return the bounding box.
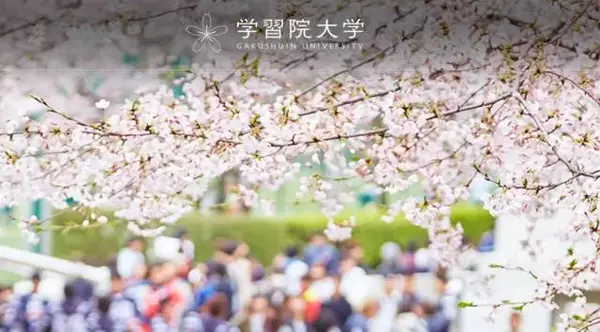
[295,18,428,99]
[514,95,580,175]
[542,71,600,107]
[270,128,387,147]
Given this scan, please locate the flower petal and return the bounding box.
[192,37,206,52]
[206,36,223,53]
[185,25,204,36]
[210,25,228,37]
[202,13,212,31]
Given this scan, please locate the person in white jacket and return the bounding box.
[116,237,145,280]
[228,242,253,325]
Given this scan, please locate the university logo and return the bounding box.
[185,13,228,53]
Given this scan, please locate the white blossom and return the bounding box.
[94,99,110,110]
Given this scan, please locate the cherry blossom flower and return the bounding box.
[94,99,111,110]
[323,220,353,242]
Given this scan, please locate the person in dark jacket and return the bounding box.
[182,293,238,332]
[424,303,451,332]
[51,283,93,332]
[2,270,52,332]
[88,266,141,332]
[86,296,113,332]
[313,307,342,332]
[320,278,352,327]
[193,263,234,318]
[303,233,340,275]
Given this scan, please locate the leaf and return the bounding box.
[489,263,503,268]
[458,301,476,308]
[512,304,525,311]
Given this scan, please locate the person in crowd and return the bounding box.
[377,242,401,275]
[303,233,340,275]
[307,264,336,303]
[69,277,95,303]
[282,246,309,297]
[299,275,321,325]
[422,302,449,332]
[117,237,146,281]
[0,285,13,325]
[188,263,208,289]
[397,274,421,314]
[344,299,379,332]
[87,296,113,332]
[149,297,179,332]
[250,256,266,282]
[278,296,309,332]
[183,293,238,332]
[165,261,194,320]
[239,295,270,332]
[192,269,216,312]
[399,242,418,275]
[313,307,342,332]
[320,278,352,328]
[340,242,369,272]
[510,311,522,332]
[209,263,235,318]
[143,261,190,330]
[370,274,401,332]
[229,242,253,322]
[2,270,52,332]
[394,302,428,332]
[137,262,169,331]
[265,301,287,332]
[51,283,93,332]
[89,266,141,332]
[267,287,287,312]
[414,247,433,274]
[424,271,457,332]
[338,256,367,303]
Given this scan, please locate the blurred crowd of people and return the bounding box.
[0,230,462,332]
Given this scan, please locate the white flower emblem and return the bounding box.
[185,13,228,53]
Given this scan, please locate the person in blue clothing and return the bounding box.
[2,270,52,332]
[182,293,238,332]
[69,277,95,303]
[86,296,113,332]
[88,266,141,332]
[344,299,379,332]
[0,285,13,326]
[424,271,457,332]
[193,263,234,319]
[303,233,340,276]
[50,282,93,332]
